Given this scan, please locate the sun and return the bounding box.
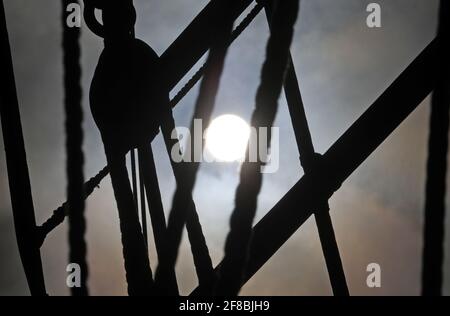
[206,114,250,162]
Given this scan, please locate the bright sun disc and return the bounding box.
[206,114,250,162]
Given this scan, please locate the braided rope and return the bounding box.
[169,3,263,108]
[262,1,349,295]
[62,0,88,296]
[215,0,300,296]
[86,0,154,295]
[36,167,109,248]
[161,100,216,293]
[155,4,234,294]
[39,1,263,256]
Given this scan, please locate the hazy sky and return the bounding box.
[1,0,447,296]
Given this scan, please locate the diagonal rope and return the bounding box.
[169,2,263,108]
[39,2,262,293]
[36,167,109,248]
[62,0,88,296]
[155,4,234,294]
[158,109,215,294]
[39,4,262,242]
[215,0,300,296]
[138,144,179,294]
[139,153,149,247]
[144,8,265,290]
[421,0,450,296]
[262,1,349,296]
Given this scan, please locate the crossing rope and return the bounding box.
[215,0,300,296]
[38,2,263,245]
[169,2,263,108]
[6,0,447,298]
[159,106,216,294]
[261,1,349,296]
[155,1,234,294]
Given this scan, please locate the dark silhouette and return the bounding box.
[421,1,450,297]
[1,0,448,297]
[155,0,234,295]
[215,0,300,296]
[0,0,47,296]
[62,0,88,296]
[86,0,159,295]
[263,1,349,296]
[36,167,109,248]
[192,37,442,295]
[138,151,148,246]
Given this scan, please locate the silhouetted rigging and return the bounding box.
[0,0,448,297]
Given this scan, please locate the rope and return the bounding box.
[161,78,216,294]
[39,0,263,252]
[36,167,109,247]
[156,7,264,293]
[169,3,263,108]
[138,145,179,294]
[155,4,234,294]
[62,0,88,296]
[262,1,349,296]
[85,0,154,295]
[215,0,300,296]
[421,0,450,296]
[185,201,216,294]
[0,0,47,296]
[106,150,153,295]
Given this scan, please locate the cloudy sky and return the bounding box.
[1,0,448,296]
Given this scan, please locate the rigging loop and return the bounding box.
[83,0,136,40]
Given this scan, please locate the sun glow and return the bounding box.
[205,114,250,162]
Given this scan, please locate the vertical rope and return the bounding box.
[0,0,47,296]
[84,0,154,295]
[421,0,449,296]
[215,0,300,296]
[262,1,349,296]
[62,0,88,296]
[106,150,154,295]
[155,4,234,294]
